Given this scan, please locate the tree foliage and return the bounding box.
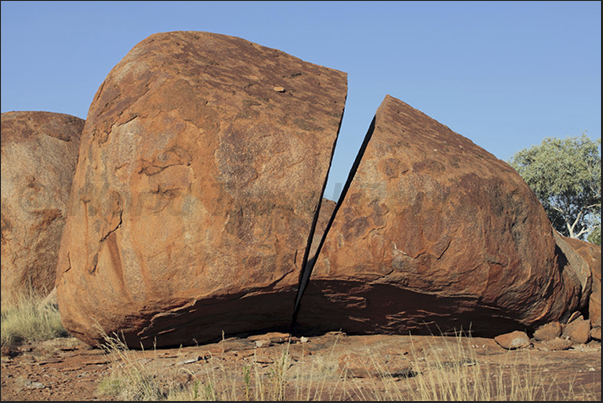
[508,133,601,244]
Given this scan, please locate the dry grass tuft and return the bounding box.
[1,287,67,354]
[96,330,171,401]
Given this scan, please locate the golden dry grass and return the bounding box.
[1,288,597,400]
[0,287,67,353]
[95,329,597,401]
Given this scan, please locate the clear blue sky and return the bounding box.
[2,1,601,201]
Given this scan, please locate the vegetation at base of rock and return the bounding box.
[0,287,67,352]
[508,133,601,244]
[95,328,169,400]
[96,331,592,401]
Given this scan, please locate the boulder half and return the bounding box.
[55,31,347,348]
[295,95,584,337]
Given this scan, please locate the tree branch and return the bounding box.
[568,209,585,238]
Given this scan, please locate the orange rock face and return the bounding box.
[1,111,84,301]
[296,94,583,337]
[55,31,347,348]
[558,235,601,325]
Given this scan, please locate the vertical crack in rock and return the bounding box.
[289,101,349,330]
[291,116,376,330]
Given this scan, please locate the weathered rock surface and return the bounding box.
[557,235,601,325]
[553,232,596,315]
[536,337,573,351]
[1,111,83,301]
[295,94,584,337]
[494,330,531,350]
[562,316,591,345]
[533,321,562,341]
[55,31,347,348]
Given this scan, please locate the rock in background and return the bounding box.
[558,234,601,327]
[1,111,83,301]
[55,31,347,348]
[296,94,585,337]
[552,232,593,314]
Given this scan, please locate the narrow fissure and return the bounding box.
[289,101,346,332]
[291,115,377,331]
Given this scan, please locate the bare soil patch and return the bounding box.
[1,331,600,401]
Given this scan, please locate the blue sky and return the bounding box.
[2,1,601,201]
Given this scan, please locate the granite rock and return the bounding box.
[1,111,83,301]
[55,31,347,348]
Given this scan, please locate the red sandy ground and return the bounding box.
[1,331,601,401]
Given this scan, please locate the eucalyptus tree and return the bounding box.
[508,133,601,244]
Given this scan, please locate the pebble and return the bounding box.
[24,380,45,389]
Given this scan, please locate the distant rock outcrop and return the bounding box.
[1,111,83,301]
[556,234,601,326]
[552,232,594,313]
[55,31,347,348]
[295,94,586,337]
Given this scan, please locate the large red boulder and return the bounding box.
[295,95,584,337]
[1,111,83,301]
[55,31,347,348]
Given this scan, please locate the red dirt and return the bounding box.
[1,331,600,401]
